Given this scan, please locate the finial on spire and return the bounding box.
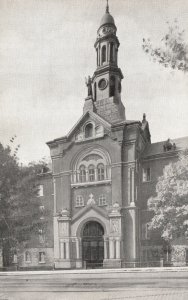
[106,0,109,13]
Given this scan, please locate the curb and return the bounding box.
[1,266,188,276]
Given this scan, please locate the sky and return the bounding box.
[0,0,188,164]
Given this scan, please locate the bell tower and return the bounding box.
[84,1,125,123]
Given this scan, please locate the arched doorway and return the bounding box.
[82,221,104,269]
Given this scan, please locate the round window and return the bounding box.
[98,78,108,90]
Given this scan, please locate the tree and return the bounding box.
[0,139,49,266]
[143,21,188,72]
[148,150,188,241]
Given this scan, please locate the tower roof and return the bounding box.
[99,0,115,27]
[100,12,115,27]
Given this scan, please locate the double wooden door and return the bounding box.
[82,221,104,269]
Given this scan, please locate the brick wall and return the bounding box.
[19,247,54,269]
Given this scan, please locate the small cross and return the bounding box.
[89,193,94,200]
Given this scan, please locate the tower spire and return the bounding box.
[106,0,109,13]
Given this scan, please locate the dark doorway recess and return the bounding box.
[82,221,104,269]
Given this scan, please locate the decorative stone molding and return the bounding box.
[108,202,121,217]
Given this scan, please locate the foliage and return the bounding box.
[0,139,49,266]
[143,21,188,72]
[148,150,188,241]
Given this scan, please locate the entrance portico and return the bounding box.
[53,201,123,269]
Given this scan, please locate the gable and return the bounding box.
[71,204,109,237]
[67,111,112,142]
[72,203,108,223]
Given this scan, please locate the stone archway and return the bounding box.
[82,221,104,269]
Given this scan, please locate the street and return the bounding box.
[0,268,188,300]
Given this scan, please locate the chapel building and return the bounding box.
[18,4,188,270]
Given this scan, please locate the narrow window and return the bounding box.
[98,195,107,206]
[142,168,151,182]
[37,184,44,197]
[39,205,45,221]
[141,223,150,240]
[13,253,17,263]
[102,45,106,63]
[94,82,97,101]
[110,43,114,62]
[25,251,31,263]
[85,123,93,138]
[39,230,45,244]
[88,165,95,182]
[79,165,86,183]
[39,251,45,263]
[39,205,45,212]
[109,76,115,97]
[75,195,84,207]
[97,163,105,181]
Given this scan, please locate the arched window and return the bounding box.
[85,123,93,138]
[110,43,114,62]
[102,45,106,64]
[88,164,95,182]
[79,165,86,182]
[76,195,84,207]
[94,82,97,101]
[97,163,105,181]
[110,76,116,97]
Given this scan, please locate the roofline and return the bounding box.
[46,111,113,146]
[142,135,188,159]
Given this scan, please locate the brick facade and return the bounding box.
[19,6,188,269]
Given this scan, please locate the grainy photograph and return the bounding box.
[0,0,188,299]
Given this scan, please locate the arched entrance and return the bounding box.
[82,221,104,269]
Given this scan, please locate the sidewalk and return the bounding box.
[1,266,188,276]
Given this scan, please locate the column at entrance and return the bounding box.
[103,203,122,268]
[104,237,108,259]
[115,238,121,259]
[76,238,82,268]
[60,241,65,259]
[109,238,115,259]
[54,209,73,269]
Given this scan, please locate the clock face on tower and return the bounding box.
[98,78,108,90]
[98,26,115,37]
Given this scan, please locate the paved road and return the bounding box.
[0,269,188,300]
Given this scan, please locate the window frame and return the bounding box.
[97,163,105,181]
[141,223,150,240]
[88,164,95,182]
[98,194,107,206]
[39,251,46,264]
[37,184,44,197]
[75,195,84,207]
[25,251,31,263]
[79,165,86,183]
[85,123,94,139]
[142,167,151,182]
[101,45,106,63]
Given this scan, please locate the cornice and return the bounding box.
[94,34,119,47]
[141,150,179,162]
[93,65,124,79]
